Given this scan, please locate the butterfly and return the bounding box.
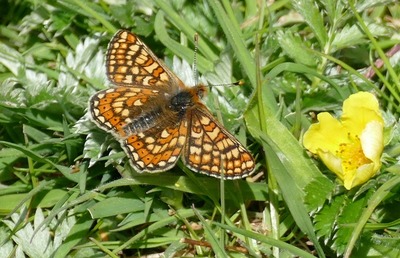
[89,30,255,179]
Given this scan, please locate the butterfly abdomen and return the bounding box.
[123,108,162,135]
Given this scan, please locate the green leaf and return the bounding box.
[291,0,328,46]
[52,213,93,258]
[331,24,367,50]
[3,206,75,258]
[88,193,145,218]
[335,195,368,255]
[276,30,319,67]
[314,195,345,239]
[0,141,80,182]
[193,206,228,257]
[304,177,335,212]
[213,222,316,257]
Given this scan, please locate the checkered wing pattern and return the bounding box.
[124,121,188,172]
[89,29,255,178]
[90,30,188,172]
[184,106,255,179]
[90,87,161,134]
[106,30,176,87]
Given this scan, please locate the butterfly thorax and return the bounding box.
[169,85,206,115]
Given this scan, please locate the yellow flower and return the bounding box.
[303,92,384,190]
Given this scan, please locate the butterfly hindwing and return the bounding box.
[123,120,188,172]
[183,106,255,179]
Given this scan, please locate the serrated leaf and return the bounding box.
[355,0,395,12]
[52,213,93,258]
[0,225,14,257]
[3,206,75,258]
[331,24,366,50]
[304,176,335,211]
[314,195,345,239]
[291,0,328,46]
[203,54,251,131]
[84,129,124,168]
[335,195,369,255]
[276,30,319,67]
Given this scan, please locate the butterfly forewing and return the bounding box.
[107,30,173,87]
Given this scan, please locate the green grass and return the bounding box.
[1,0,400,257]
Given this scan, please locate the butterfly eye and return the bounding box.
[197,87,205,98]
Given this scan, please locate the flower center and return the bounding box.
[337,135,371,171]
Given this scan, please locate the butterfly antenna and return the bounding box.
[206,80,245,88]
[192,33,244,88]
[193,33,199,86]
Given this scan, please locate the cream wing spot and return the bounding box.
[123,75,133,83]
[96,116,105,123]
[112,101,124,108]
[143,76,153,85]
[136,161,145,169]
[207,127,220,140]
[127,50,136,56]
[153,145,161,153]
[145,137,155,144]
[200,115,211,125]
[203,143,212,152]
[114,107,123,114]
[117,66,128,74]
[133,99,143,106]
[202,153,211,163]
[137,54,147,63]
[170,137,177,146]
[130,44,140,52]
[168,156,177,162]
[145,62,159,73]
[130,66,139,75]
[120,109,129,117]
[211,166,219,173]
[159,73,169,81]
[161,129,171,139]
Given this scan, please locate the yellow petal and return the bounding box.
[360,120,383,170]
[341,92,383,135]
[343,163,375,190]
[317,150,344,180]
[303,112,349,155]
